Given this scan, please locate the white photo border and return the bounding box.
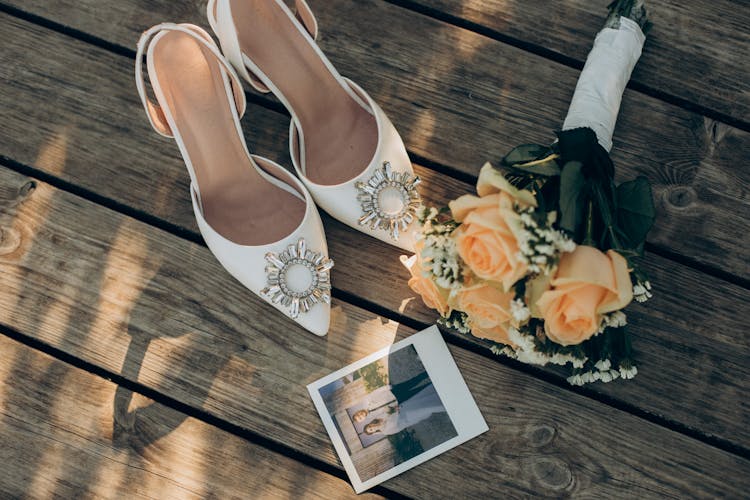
[307,325,489,493]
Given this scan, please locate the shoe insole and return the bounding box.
[230,0,378,185]
[151,31,305,246]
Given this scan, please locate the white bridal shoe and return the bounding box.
[136,23,332,336]
[207,0,422,252]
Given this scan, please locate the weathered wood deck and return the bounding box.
[0,0,748,497]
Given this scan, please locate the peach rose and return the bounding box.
[534,246,633,346]
[449,163,536,292]
[472,324,515,346]
[449,192,527,291]
[450,283,517,346]
[400,241,451,316]
[474,162,538,205]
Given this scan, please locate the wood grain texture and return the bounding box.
[411,0,750,123]
[0,336,375,499]
[1,155,749,498]
[0,13,748,449]
[2,0,748,277]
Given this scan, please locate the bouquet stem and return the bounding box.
[582,201,595,246]
[606,0,650,32]
[562,1,648,151]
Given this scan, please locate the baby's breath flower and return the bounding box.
[418,206,463,288]
[490,344,517,359]
[598,311,628,333]
[633,280,653,302]
[571,371,599,385]
[619,365,638,379]
[438,311,471,334]
[516,206,576,276]
[536,244,555,256]
[598,369,621,383]
[572,358,586,369]
[567,374,584,386]
[595,359,612,372]
[507,327,588,367]
[418,206,439,224]
[510,299,531,323]
[532,255,548,265]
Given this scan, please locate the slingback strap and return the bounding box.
[292,0,319,40]
[135,23,247,138]
[207,0,318,94]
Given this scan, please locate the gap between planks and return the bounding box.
[0,321,409,500]
[380,0,750,133]
[0,2,748,496]
[0,0,745,290]
[1,165,748,498]
[0,7,748,456]
[0,333,390,499]
[1,155,748,463]
[1,0,746,137]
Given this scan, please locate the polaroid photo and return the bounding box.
[307,325,488,493]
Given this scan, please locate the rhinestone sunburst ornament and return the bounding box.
[261,238,333,319]
[355,161,422,240]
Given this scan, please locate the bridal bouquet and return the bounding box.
[403,0,655,385]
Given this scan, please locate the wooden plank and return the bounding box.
[410,0,750,124]
[0,151,748,497]
[2,0,749,278]
[0,336,377,499]
[0,13,748,449]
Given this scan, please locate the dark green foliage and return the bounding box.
[558,161,585,235]
[501,143,561,177]
[616,177,656,254]
[553,128,654,266]
[490,125,655,372]
[502,144,549,166]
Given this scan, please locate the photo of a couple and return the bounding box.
[318,344,458,482]
[347,369,447,448]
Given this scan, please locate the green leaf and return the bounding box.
[616,176,656,249]
[593,182,615,228]
[502,144,549,166]
[559,161,585,234]
[510,157,561,177]
[534,185,547,214]
[502,144,561,177]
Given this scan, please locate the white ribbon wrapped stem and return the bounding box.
[562,18,646,152]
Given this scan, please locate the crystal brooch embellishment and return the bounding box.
[355,161,422,240]
[261,238,333,319]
